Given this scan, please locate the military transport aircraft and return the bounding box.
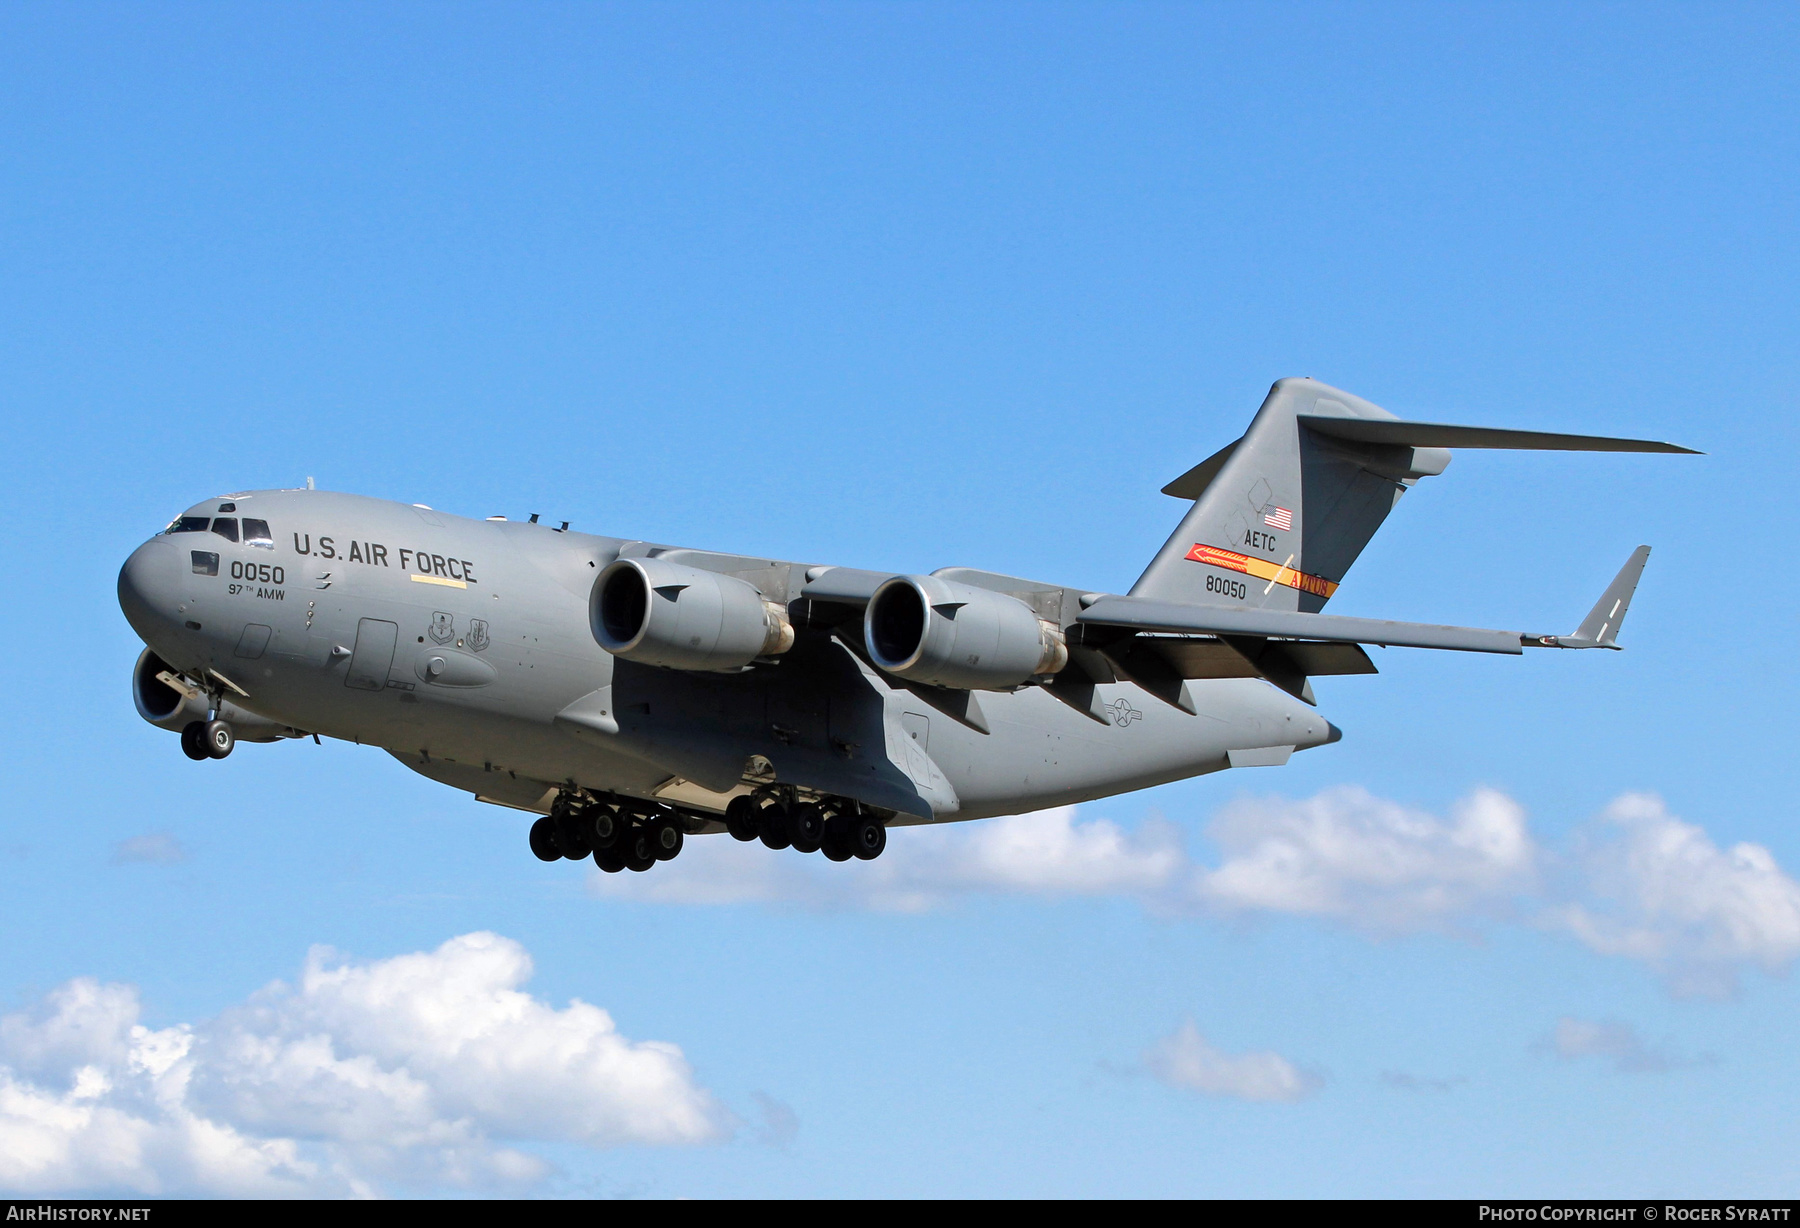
[117,378,1694,872]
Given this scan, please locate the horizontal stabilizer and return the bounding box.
[1297,415,1700,454]
[1161,439,1241,500]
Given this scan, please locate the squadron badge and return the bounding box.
[429,611,454,645]
[466,618,490,653]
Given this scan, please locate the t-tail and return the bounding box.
[1130,377,1696,615]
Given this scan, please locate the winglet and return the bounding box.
[1525,546,1651,650]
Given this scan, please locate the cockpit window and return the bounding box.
[211,517,239,543]
[219,502,236,513]
[242,518,273,547]
[168,516,210,534]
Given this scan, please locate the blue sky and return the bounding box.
[1,1,1796,1197]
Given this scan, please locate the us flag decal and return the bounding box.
[1262,505,1293,531]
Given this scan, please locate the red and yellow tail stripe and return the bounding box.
[1184,543,1339,599]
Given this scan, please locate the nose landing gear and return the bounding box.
[180,723,208,761]
[180,720,234,760]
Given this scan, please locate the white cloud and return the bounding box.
[110,833,188,865]
[601,790,1537,937]
[1143,1020,1319,1103]
[1547,793,1800,997]
[592,806,1185,912]
[0,933,728,1196]
[0,981,318,1196]
[1541,1016,1707,1073]
[0,979,144,1086]
[592,788,1800,996]
[1188,786,1538,934]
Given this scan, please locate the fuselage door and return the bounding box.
[345,618,399,691]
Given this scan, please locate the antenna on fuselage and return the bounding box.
[306,476,314,490]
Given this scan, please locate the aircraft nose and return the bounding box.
[118,538,180,640]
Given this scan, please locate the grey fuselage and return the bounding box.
[117,489,1333,829]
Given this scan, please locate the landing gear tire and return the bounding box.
[623,828,657,872]
[202,720,234,760]
[590,807,623,851]
[788,804,825,854]
[180,722,210,761]
[528,816,562,862]
[849,814,887,860]
[725,796,761,842]
[821,816,853,862]
[648,816,684,861]
[594,843,627,873]
[757,803,793,851]
[553,813,592,859]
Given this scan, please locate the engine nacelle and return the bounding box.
[133,648,209,731]
[131,649,298,742]
[864,575,1068,690]
[592,557,795,672]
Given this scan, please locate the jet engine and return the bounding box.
[864,575,1068,690]
[133,648,210,731]
[592,557,795,672]
[131,648,298,742]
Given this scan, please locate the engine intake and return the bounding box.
[131,648,298,742]
[593,557,794,672]
[864,575,1067,690]
[133,648,209,731]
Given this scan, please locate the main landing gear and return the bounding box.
[529,791,890,870]
[530,794,689,875]
[180,719,234,761]
[724,795,886,862]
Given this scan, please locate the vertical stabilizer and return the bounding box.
[1131,378,1451,612]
